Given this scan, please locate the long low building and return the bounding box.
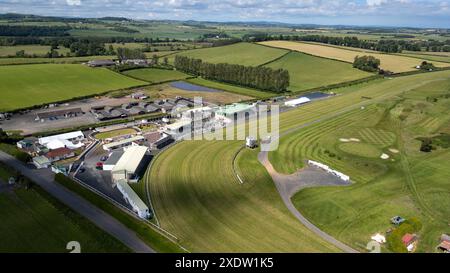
[308,160,350,181]
[102,136,145,151]
[111,145,148,183]
[116,179,150,219]
[38,131,85,150]
[285,97,311,107]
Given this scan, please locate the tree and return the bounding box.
[15,50,25,57]
[353,55,381,72]
[152,54,159,65]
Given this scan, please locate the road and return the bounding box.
[0,151,155,253]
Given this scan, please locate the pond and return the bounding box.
[170,81,223,93]
[303,92,332,100]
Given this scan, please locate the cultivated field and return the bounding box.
[260,41,450,73]
[265,52,372,91]
[0,55,116,65]
[0,45,70,57]
[123,68,190,84]
[0,64,146,111]
[170,42,288,66]
[0,165,129,253]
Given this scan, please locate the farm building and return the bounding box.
[36,108,83,121]
[131,92,148,100]
[38,131,85,150]
[285,97,311,107]
[402,233,418,252]
[111,145,149,183]
[87,60,116,67]
[32,156,51,169]
[437,234,450,253]
[102,150,124,171]
[308,160,350,181]
[123,59,148,66]
[102,135,145,151]
[116,179,150,219]
[216,103,256,118]
[145,131,174,150]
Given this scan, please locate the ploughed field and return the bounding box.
[0,64,147,111]
[259,41,450,73]
[145,70,450,252]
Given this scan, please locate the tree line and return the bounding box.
[174,55,290,93]
[0,25,71,37]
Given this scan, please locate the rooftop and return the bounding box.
[116,179,149,212]
[112,145,148,174]
[103,136,145,150]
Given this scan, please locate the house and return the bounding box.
[87,60,116,67]
[32,156,51,169]
[102,136,145,151]
[111,145,149,183]
[285,97,311,107]
[45,147,75,162]
[391,216,406,225]
[402,233,417,252]
[38,131,85,150]
[131,92,148,100]
[123,59,148,66]
[116,179,150,219]
[437,234,450,253]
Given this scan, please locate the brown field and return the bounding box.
[144,84,253,105]
[259,41,450,73]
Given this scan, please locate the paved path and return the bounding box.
[0,151,155,253]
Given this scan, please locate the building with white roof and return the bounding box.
[111,145,148,183]
[285,97,311,107]
[38,131,85,150]
[102,135,145,151]
[116,180,150,219]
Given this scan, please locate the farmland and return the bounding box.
[123,68,190,84]
[146,70,450,252]
[0,64,147,111]
[0,55,117,65]
[0,45,70,57]
[265,52,372,91]
[0,165,129,253]
[170,42,288,66]
[260,40,450,73]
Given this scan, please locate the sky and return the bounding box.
[0,0,449,28]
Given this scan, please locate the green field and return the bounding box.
[170,42,288,66]
[146,70,450,252]
[186,78,276,99]
[0,45,70,57]
[265,52,372,91]
[147,141,339,252]
[0,64,147,111]
[123,68,190,83]
[0,165,129,253]
[95,128,138,140]
[0,55,116,66]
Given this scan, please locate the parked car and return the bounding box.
[100,156,108,161]
[95,162,103,170]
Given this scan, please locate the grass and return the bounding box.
[0,165,130,253]
[170,42,288,66]
[259,41,450,73]
[144,83,253,105]
[0,64,147,111]
[54,174,185,253]
[0,55,116,65]
[265,51,372,92]
[338,142,382,158]
[122,68,190,84]
[0,45,70,57]
[147,141,339,252]
[95,128,137,140]
[187,78,276,99]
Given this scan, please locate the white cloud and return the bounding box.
[66,0,81,6]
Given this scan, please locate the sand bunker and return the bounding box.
[339,138,350,142]
[389,148,399,153]
[339,138,361,143]
[381,153,390,160]
[349,138,361,142]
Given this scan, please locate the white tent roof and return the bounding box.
[39,131,84,145]
[112,145,148,174]
[285,97,311,106]
[46,139,66,150]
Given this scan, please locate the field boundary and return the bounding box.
[231,145,246,184]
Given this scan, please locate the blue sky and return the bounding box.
[0,0,449,28]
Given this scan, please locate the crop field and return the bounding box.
[145,70,450,252]
[397,52,450,63]
[259,41,450,73]
[144,83,253,105]
[170,42,288,66]
[147,141,339,252]
[265,52,372,91]
[122,68,190,84]
[0,166,129,253]
[0,64,147,111]
[0,55,116,66]
[0,45,70,57]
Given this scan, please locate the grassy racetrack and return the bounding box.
[122,68,190,83]
[148,141,339,252]
[0,64,147,111]
[265,52,372,91]
[170,42,288,66]
[260,41,450,73]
